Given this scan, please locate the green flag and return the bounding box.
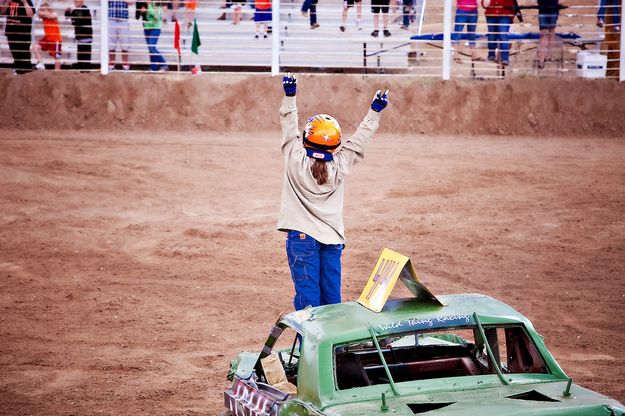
[191,19,201,55]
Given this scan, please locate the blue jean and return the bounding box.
[452,9,478,46]
[486,15,512,64]
[301,0,318,25]
[286,230,343,310]
[144,28,167,71]
[598,0,621,25]
[538,13,558,30]
[402,0,412,27]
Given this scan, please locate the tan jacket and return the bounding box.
[277,96,381,244]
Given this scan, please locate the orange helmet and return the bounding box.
[303,114,342,152]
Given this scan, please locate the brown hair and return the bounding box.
[311,160,328,185]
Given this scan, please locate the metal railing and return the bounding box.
[0,0,622,80]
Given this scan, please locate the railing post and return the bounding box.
[618,0,625,82]
[442,0,452,80]
[271,0,281,76]
[100,0,109,74]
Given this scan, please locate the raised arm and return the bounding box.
[279,73,300,158]
[335,89,389,177]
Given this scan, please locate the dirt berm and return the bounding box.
[1,71,624,136]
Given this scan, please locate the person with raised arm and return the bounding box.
[277,73,389,311]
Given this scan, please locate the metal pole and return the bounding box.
[442,0,452,79]
[418,0,426,35]
[618,0,625,82]
[100,0,109,74]
[271,0,281,76]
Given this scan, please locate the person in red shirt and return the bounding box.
[481,0,515,65]
[254,0,271,38]
[33,1,62,70]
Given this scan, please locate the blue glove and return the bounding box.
[282,73,297,97]
[371,89,389,112]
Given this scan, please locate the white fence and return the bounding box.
[0,0,623,80]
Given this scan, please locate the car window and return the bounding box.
[334,325,550,390]
[255,325,301,388]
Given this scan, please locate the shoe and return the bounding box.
[310,22,319,29]
[109,64,115,71]
[263,33,268,38]
[217,12,226,20]
[340,25,345,32]
[254,32,259,38]
[501,60,509,66]
[35,61,45,70]
[357,18,362,30]
[487,55,496,62]
[400,25,409,30]
[122,64,130,71]
[158,65,169,72]
[301,10,309,17]
[383,29,391,37]
[596,18,604,28]
[371,29,379,37]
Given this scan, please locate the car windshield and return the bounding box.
[334,324,550,390]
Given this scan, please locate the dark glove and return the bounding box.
[371,89,389,112]
[282,73,297,97]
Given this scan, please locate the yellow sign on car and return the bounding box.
[357,248,444,312]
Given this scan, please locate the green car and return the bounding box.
[224,294,624,416]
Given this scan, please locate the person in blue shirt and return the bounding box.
[108,0,132,70]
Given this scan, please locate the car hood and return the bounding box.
[322,381,625,416]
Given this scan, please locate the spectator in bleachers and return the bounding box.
[536,0,561,69]
[139,0,168,70]
[32,1,62,70]
[482,0,514,65]
[216,0,230,21]
[597,0,620,31]
[371,0,391,37]
[340,0,362,32]
[0,0,35,73]
[254,0,270,38]
[400,0,423,30]
[108,0,132,71]
[400,0,412,30]
[183,0,196,28]
[301,0,319,29]
[65,0,93,70]
[452,0,481,61]
[231,0,245,24]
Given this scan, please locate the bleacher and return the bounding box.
[0,0,621,79]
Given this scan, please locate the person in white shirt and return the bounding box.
[277,73,389,310]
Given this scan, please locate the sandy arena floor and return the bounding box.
[1,128,623,415]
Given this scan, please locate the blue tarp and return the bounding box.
[410,32,581,41]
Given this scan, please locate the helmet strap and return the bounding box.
[305,147,333,161]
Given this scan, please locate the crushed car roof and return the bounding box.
[281,293,534,345]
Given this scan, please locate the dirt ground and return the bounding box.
[1,73,624,415]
